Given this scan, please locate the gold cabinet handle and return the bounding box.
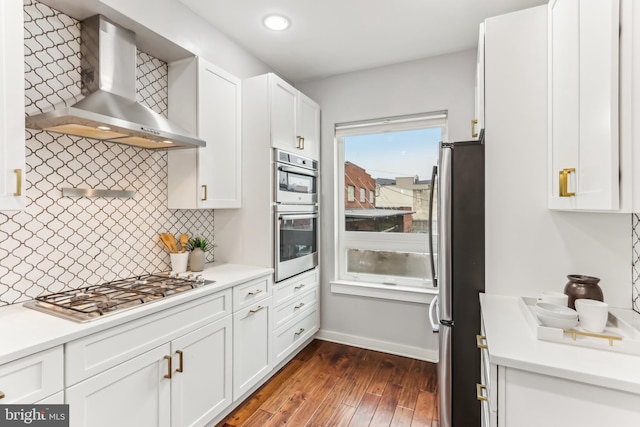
[249,305,265,314]
[297,136,305,150]
[559,168,576,197]
[176,350,184,373]
[294,328,305,336]
[201,185,208,201]
[476,335,488,349]
[294,284,306,290]
[294,302,305,309]
[471,119,478,138]
[0,391,5,399]
[164,355,172,379]
[14,169,22,196]
[247,289,263,296]
[476,384,488,401]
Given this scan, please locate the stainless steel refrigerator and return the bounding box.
[429,140,485,427]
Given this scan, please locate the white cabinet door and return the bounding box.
[171,316,233,427]
[474,23,485,139]
[0,0,25,211]
[168,58,242,209]
[270,76,298,153]
[269,74,320,160]
[233,297,272,400]
[548,0,620,210]
[66,343,171,427]
[297,92,320,159]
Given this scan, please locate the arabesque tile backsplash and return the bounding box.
[0,0,214,306]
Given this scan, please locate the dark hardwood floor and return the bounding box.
[217,339,439,427]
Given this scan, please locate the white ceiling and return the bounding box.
[177,0,548,83]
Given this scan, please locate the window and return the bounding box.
[335,112,446,288]
[347,185,355,202]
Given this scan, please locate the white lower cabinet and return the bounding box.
[271,268,319,365]
[0,346,63,404]
[480,317,640,427]
[66,343,172,427]
[233,297,272,400]
[65,289,233,427]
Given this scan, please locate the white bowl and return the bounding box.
[537,291,568,306]
[535,302,578,319]
[536,311,578,329]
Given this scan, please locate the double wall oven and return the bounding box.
[274,149,319,282]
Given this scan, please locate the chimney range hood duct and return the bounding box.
[25,15,205,150]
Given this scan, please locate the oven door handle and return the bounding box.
[278,213,319,220]
[278,165,318,177]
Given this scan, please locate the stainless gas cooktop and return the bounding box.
[24,273,214,323]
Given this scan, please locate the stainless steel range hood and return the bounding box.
[25,15,205,150]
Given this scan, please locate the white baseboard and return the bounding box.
[315,329,438,363]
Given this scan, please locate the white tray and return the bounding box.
[519,297,640,355]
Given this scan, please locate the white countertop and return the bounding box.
[480,293,640,395]
[0,263,273,366]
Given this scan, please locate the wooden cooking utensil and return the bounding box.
[179,234,189,253]
[159,233,173,253]
[167,233,179,254]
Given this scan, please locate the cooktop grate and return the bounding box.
[24,273,214,322]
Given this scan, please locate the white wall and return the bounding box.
[484,6,631,308]
[297,50,477,360]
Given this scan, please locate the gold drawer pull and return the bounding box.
[294,328,305,336]
[559,168,576,197]
[476,383,488,401]
[297,136,305,150]
[0,391,5,399]
[294,302,305,309]
[164,355,172,379]
[247,289,263,296]
[14,169,22,196]
[249,305,265,314]
[294,284,306,290]
[476,335,488,349]
[471,119,478,138]
[176,350,184,373]
[201,185,208,201]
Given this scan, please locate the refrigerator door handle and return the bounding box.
[438,143,453,322]
[428,164,438,288]
[429,295,440,333]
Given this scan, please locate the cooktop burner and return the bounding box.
[24,273,215,322]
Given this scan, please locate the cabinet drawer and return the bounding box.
[273,286,318,329]
[0,346,63,404]
[233,276,271,311]
[272,268,318,306]
[273,304,318,364]
[66,289,231,386]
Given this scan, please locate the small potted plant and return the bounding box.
[187,237,213,272]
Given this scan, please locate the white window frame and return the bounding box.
[369,190,374,204]
[359,188,366,202]
[333,112,447,292]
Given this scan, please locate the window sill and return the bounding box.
[330,280,437,304]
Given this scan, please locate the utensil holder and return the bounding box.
[170,252,189,273]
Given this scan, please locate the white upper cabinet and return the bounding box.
[548,0,620,210]
[0,0,25,211]
[168,57,242,209]
[269,75,320,160]
[474,23,485,140]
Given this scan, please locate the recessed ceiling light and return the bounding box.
[264,15,290,31]
[97,126,111,131]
